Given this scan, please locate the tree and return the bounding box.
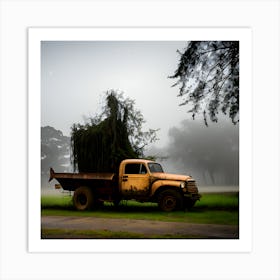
[169,41,239,126]
[41,126,71,188]
[71,90,158,173]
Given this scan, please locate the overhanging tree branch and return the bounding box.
[169,41,239,125]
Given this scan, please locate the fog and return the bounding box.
[147,117,239,186]
[41,41,188,148]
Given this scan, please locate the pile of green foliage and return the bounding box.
[71,90,157,173]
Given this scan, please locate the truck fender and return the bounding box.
[151,180,181,197]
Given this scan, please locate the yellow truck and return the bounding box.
[49,159,201,212]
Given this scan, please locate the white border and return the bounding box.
[28,27,252,253]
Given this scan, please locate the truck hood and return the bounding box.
[151,172,191,181]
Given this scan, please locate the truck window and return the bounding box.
[148,163,164,173]
[125,163,147,174]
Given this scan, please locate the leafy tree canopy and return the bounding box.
[71,90,158,173]
[169,41,239,126]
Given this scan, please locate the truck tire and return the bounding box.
[158,189,183,212]
[73,186,93,211]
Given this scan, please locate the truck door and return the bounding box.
[121,163,150,198]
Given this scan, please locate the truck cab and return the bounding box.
[118,159,201,211]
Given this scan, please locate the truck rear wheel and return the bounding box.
[158,190,183,212]
[73,186,93,211]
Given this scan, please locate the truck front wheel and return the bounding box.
[158,190,183,212]
[73,186,93,211]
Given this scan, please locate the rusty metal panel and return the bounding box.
[49,168,115,181]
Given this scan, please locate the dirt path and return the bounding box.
[41,216,239,238]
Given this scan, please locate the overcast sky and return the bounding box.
[41,41,190,147]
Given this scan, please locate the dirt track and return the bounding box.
[41,216,239,239]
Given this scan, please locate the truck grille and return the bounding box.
[186,181,198,193]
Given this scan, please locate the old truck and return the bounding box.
[49,159,201,212]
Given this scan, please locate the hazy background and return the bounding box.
[41,41,239,188]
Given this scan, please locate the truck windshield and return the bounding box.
[148,163,164,173]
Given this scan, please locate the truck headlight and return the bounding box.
[180,182,186,189]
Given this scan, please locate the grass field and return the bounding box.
[41,192,239,225]
[41,228,206,239]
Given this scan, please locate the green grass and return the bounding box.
[41,192,239,210]
[41,194,74,209]
[196,192,239,210]
[41,192,239,225]
[41,228,203,239]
